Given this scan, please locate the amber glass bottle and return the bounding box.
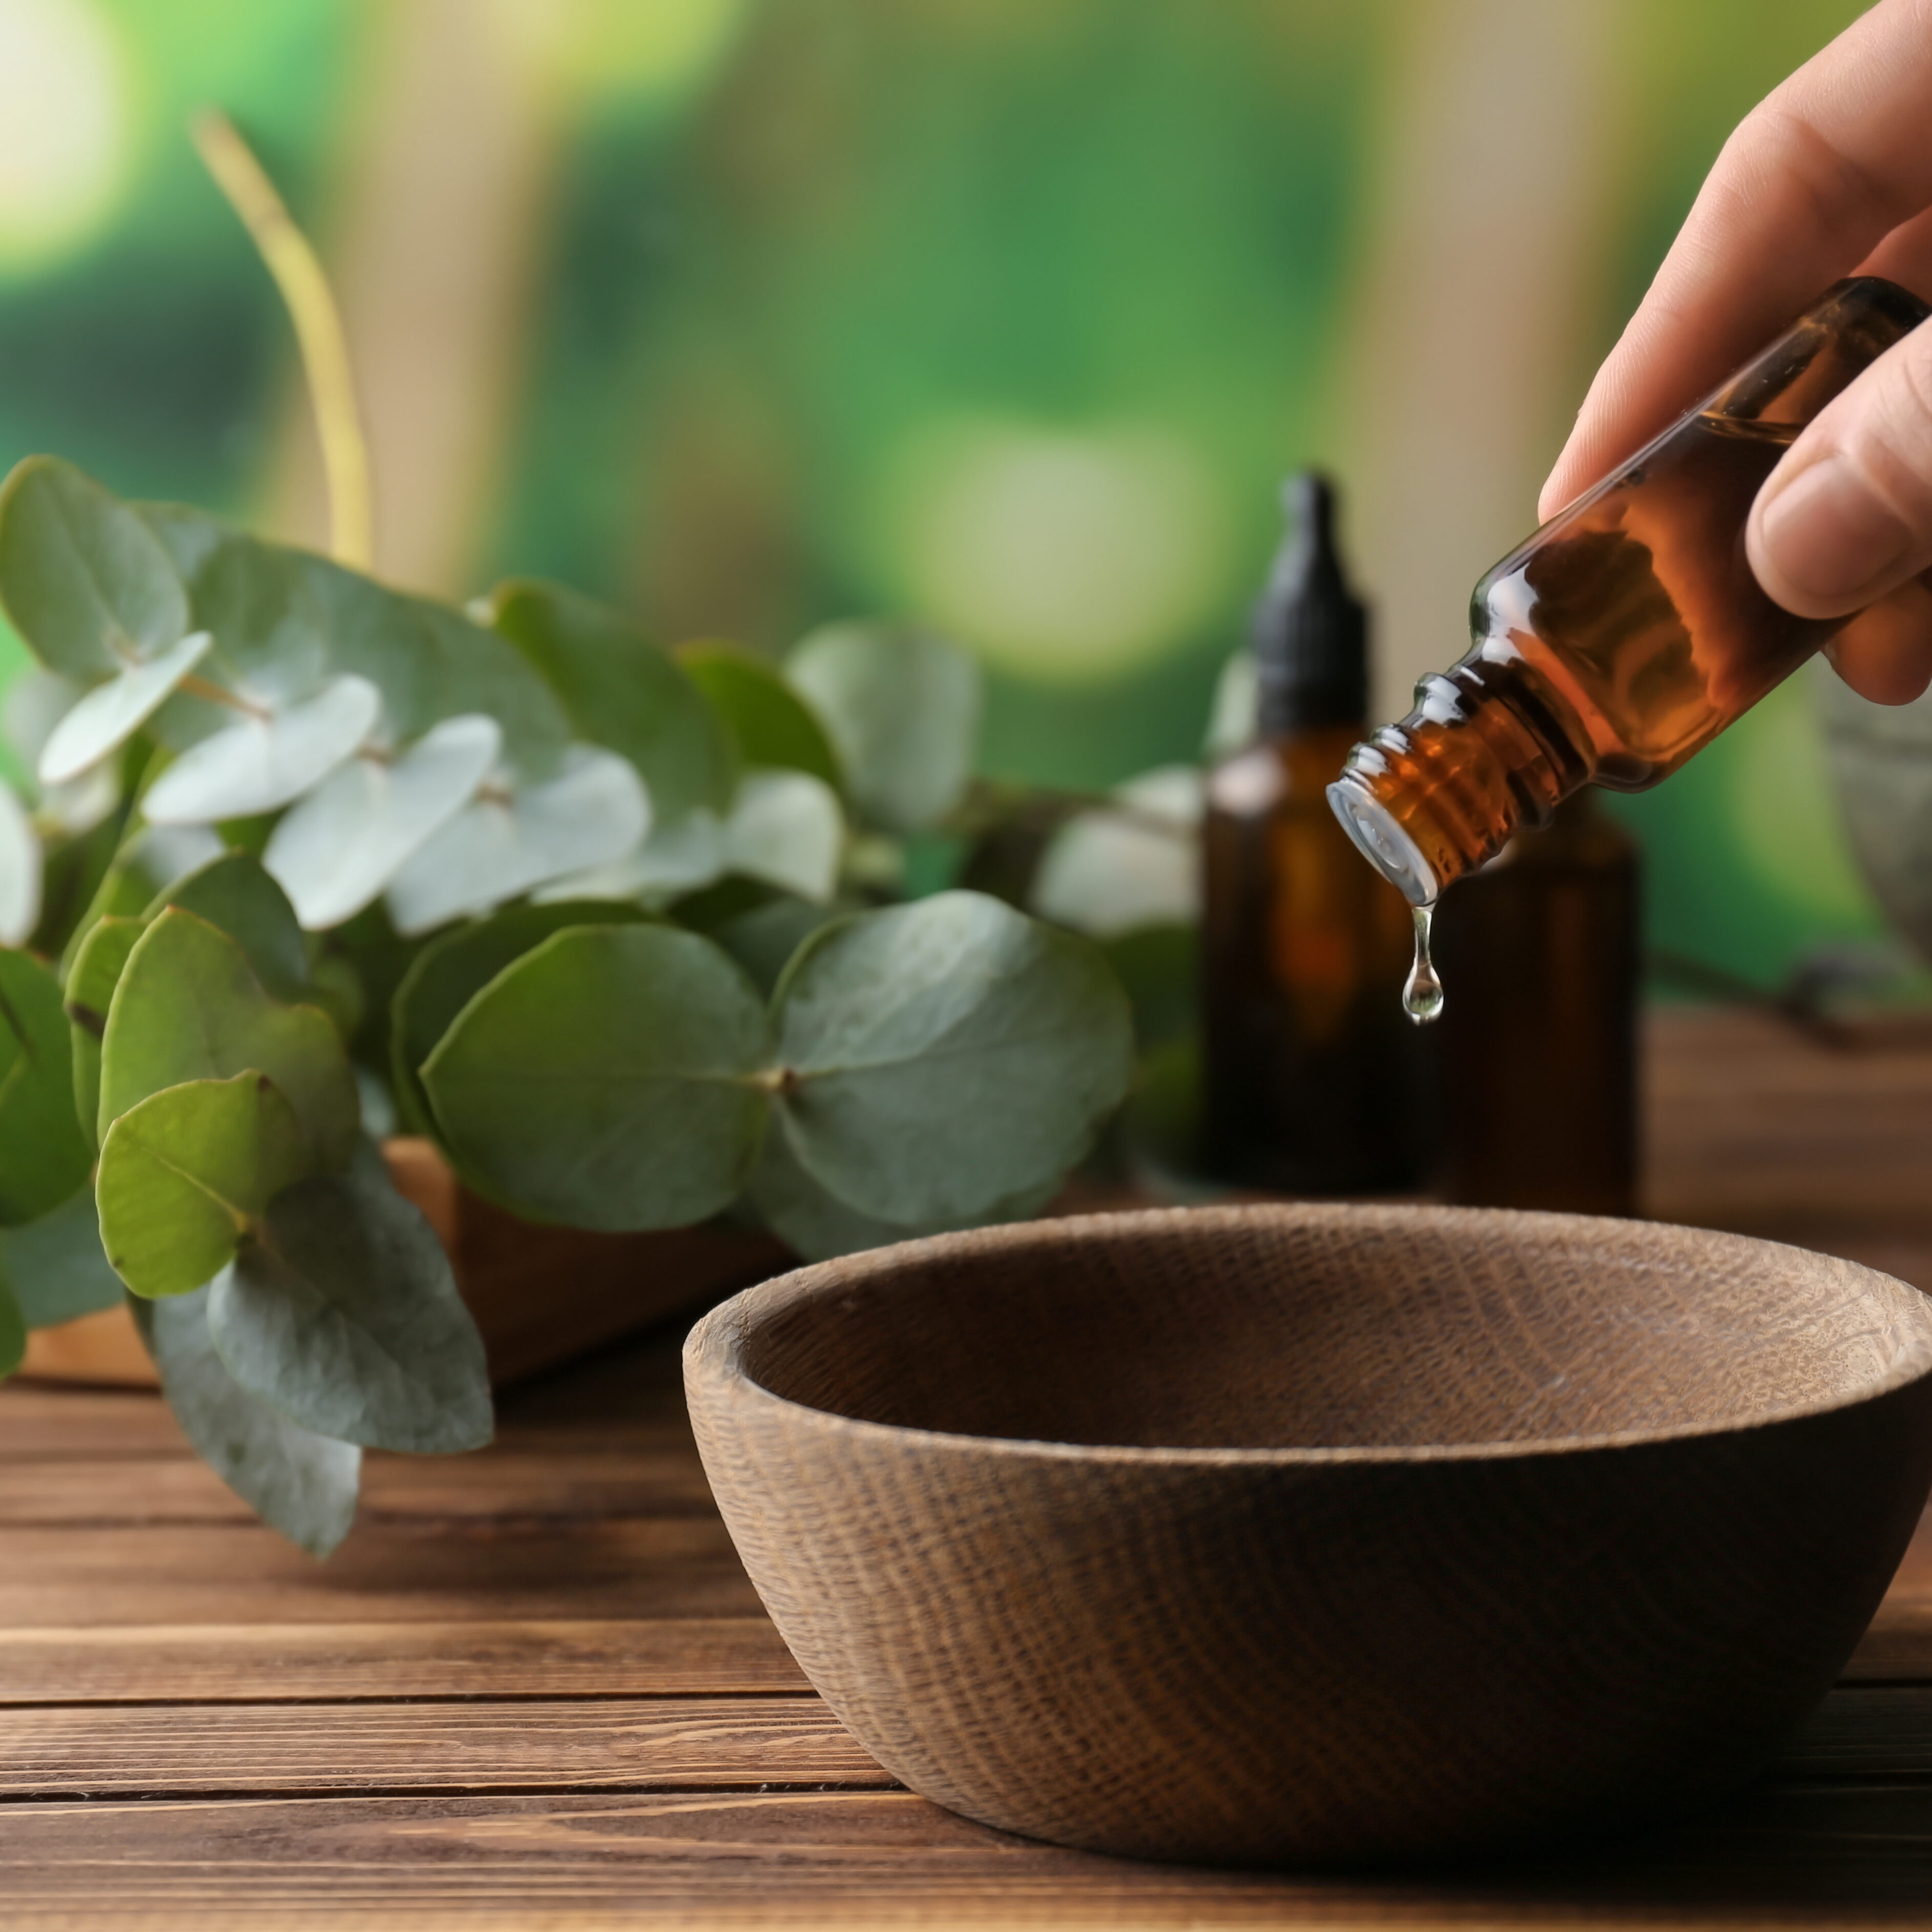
[1327,277,1932,907]
[1200,474,1427,1193]
[1430,792,1639,1215]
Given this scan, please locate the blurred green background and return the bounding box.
[0,0,1896,989]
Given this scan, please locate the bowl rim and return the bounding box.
[684,1201,1932,1467]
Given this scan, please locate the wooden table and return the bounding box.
[5,1005,1932,1928]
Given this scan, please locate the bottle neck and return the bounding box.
[1325,656,1589,903]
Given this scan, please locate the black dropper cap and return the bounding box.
[1252,471,1368,736]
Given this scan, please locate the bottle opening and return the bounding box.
[1327,778,1439,906]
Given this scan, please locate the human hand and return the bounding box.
[1540,0,1932,705]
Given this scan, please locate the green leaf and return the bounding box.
[787,623,982,834]
[389,898,654,1136]
[0,1270,23,1379]
[65,912,141,1142]
[37,630,213,785]
[0,457,191,681]
[0,1186,124,1326]
[206,1141,492,1455]
[0,948,95,1224]
[423,924,770,1230]
[489,580,735,821]
[144,850,311,1001]
[142,674,380,824]
[698,890,853,1001]
[747,1126,1056,1263]
[135,1286,361,1559]
[100,909,357,1165]
[770,890,1134,1225]
[679,645,842,791]
[99,1073,308,1298]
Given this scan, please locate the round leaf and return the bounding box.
[135,1286,361,1559]
[679,645,842,790]
[100,909,357,1166]
[0,782,40,946]
[0,456,191,681]
[65,912,142,1144]
[385,745,649,937]
[0,947,95,1224]
[1031,764,1202,939]
[787,624,982,833]
[37,630,213,786]
[770,890,1134,1225]
[263,715,501,931]
[489,580,736,820]
[0,1186,124,1327]
[206,1142,492,1455]
[142,675,380,825]
[146,851,311,1003]
[98,1072,308,1299]
[422,924,771,1230]
[389,898,654,1136]
[722,770,843,903]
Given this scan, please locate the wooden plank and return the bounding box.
[0,1521,760,1628]
[0,1696,885,1798]
[0,1619,807,1701]
[6,1783,1932,1928]
[0,1450,719,1528]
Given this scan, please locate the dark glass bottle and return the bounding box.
[1430,791,1639,1215]
[1200,474,1428,1193]
[1327,277,1931,907]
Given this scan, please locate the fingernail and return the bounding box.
[1759,455,1914,608]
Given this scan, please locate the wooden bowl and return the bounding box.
[684,1202,1932,1867]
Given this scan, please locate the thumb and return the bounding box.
[1748,321,1932,619]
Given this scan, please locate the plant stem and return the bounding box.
[192,107,375,572]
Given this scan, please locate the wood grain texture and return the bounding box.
[0,1696,885,1797]
[10,1783,1932,1928]
[688,1204,1932,1867]
[0,1619,808,1702]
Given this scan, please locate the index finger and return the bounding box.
[1539,0,1932,521]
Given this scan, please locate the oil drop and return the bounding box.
[1402,904,1443,1026]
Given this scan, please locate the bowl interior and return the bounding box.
[737,1207,1932,1453]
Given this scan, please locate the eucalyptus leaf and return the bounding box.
[723,770,843,903]
[545,807,724,903]
[389,898,653,1136]
[747,1126,1057,1263]
[6,669,121,838]
[136,500,227,585]
[489,580,735,821]
[142,675,380,825]
[679,645,842,791]
[264,715,501,930]
[146,850,311,1002]
[98,1072,308,1298]
[206,1141,492,1455]
[702,890,852,1000]
[385,746,649,938]
[37,630,213,786]
[1,1186,123,1326]
[135,1287,361,1559]
[100,909,357,1166]
[787,624,982,834]
[0,782,39,946]
[423,924,770,1230]
[65,912,141,1140]
[0,1269,23,1378]
[770,890,1133,1225]
[0,456,191,680]
[1031,764,1202,939]
[0,947,95,1224]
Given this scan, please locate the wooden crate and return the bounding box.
[18,1139,792,1391]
